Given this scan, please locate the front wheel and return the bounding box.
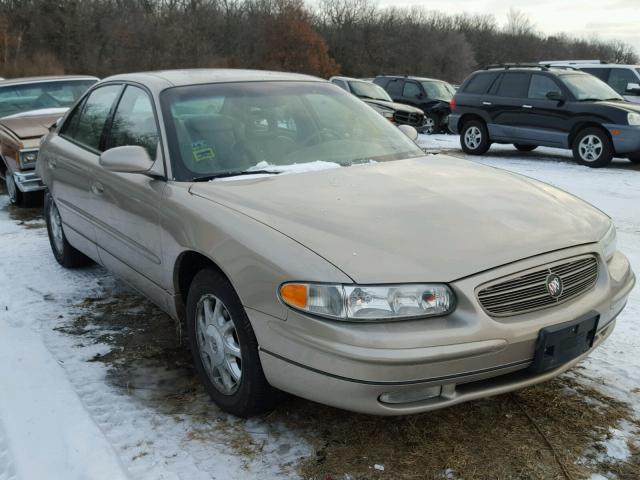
[514,144,537,152]
[460,120,490,155]
[572,128,613,168]
[186,268,282,417]
[45,193,92,268]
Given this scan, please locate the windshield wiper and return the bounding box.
[190,169,282,182]
[578,98,602,102]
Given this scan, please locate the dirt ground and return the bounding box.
[59,288,640,480]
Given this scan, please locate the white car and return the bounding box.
[542,61,640,103]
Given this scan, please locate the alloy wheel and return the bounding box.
[464,126,482,150]
[49,200,65,254]
[578,135,603,162]
[423,116,435,134]
[195,294,242,395]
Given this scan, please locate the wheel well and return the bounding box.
[174,251,228,317]
[0,155,7,177]
[458,113,485,131]
[569,122,611,148]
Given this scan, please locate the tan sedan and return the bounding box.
[37,70,635,417]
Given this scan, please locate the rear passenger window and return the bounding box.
[463,73,499,94]
[581,68,610,82]
[62,84,122,151]
[385,79,403,96]
[497,73,530,98]
[105,85,159,158]
[528,75,560,99]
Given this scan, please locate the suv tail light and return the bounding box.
[450,97,456,112]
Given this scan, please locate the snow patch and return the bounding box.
[214,160,342,181]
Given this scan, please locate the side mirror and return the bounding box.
[397,124,419,142]
[626,82,640,94]
[99,145,154,174]
[546,91,565,102]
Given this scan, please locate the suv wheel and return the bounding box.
[514,144,537,152]
[45,193,92,268]
[422,114,437,134]
[186,268,283,417]
[572,128,613,168]
[460,120,490,155]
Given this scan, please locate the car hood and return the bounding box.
[190,155,609,283]
[0,110,66,139]
[363,99,424,114]
[593,100,640,114]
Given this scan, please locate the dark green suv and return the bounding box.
[449,64,640,167]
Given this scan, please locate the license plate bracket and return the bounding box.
[530,314,599,373]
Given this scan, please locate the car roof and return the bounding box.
[103,69,324,91]
[475,67,586,77]
[0,75,99,86]
[376,75,443,82]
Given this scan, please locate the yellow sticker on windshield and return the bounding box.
[192,141,215,163]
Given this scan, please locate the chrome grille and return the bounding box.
[477,256,598,317]
[394,111,425,127]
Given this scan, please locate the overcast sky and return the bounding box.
[374,0,640,55]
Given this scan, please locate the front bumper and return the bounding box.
[13,170,45,193]
[251,245,635,415]
[603,124,640,154]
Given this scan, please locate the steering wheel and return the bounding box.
[301,127,343,147]
[33,92,63,108]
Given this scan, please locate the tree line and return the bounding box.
[0,0,636,83]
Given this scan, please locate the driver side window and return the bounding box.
[528,74,560,99]
[402,82,421,98]
[105,85,160,158]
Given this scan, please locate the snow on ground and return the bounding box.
[0,136,639,479]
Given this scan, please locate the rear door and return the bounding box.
[93,84,169,298]
[46,83,123,258]
[489,72,531,141]
[517,73,572,147]
[383,78,404,103]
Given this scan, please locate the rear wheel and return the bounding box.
[460,120,490,155]
[514,144,538,152]
[186,268,282,417]
[422,113,437,134]
[45,192,92,268]
[572,127,613,168]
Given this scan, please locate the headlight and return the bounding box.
[18,149,38,168]
[279,283,455,321]
[600,222,617,261]
[628,113,640,126]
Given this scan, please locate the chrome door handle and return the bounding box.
[49,158,57,169]
[91,182,104,195]
[522,104,533,109]
[482,101,492,105]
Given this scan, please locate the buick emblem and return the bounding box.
[545,273,563,298]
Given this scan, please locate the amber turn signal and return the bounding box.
[279,283,308,308]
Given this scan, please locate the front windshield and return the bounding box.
[421,81,454,101]
[349,81,392,102]
[562,74,624,101]
[0,80,97,118]
[161,81,424,181]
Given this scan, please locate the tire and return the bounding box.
[572,127,614,168]
[460,119,491,155]
[186,268,282,417]
[628,153,640,164]
[422,113,438,134]
[514,144,538,152]
[44,192,92,268]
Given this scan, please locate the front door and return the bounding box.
[92,84,168,304]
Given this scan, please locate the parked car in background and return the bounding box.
[329,76,426,131]
[38,69,634,418]
[0,75,98,205]
[541,61,640,103]
[373,75,456,133]
[449,64,640,167]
